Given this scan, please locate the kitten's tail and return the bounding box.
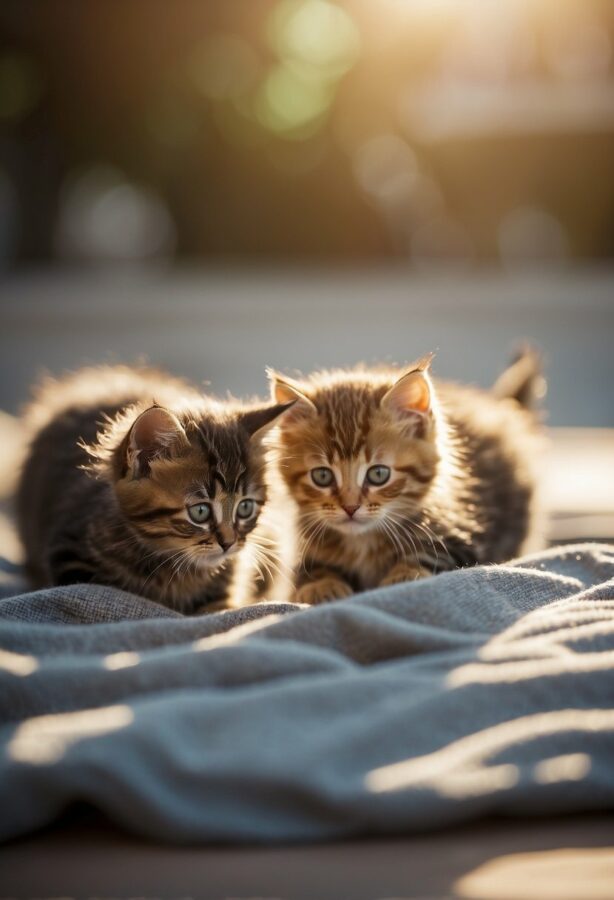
[492,345,546,411]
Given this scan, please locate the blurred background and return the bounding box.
[0,0,613,428]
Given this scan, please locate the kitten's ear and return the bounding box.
[239,402,296,442]
[126,405,187,477]
[266,369,316,422]
[383,353,435,416]
[383,370,431,414]
[382,367,433,435]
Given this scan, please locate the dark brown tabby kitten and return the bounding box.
[269,351,545,605]
[17,366,291,611]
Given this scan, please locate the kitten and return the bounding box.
[268,351,545,605]
[17,366,291,611]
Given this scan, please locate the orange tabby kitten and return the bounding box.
[268,353,544,605]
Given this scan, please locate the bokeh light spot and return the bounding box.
[56,165,177,262]
[353,134,419,204]
[269,0,361,82]
[499,206,569,267]
[256,64,334,136]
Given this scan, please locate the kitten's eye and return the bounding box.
[366,465,391,486]
[311,467,335,488]
[236,498,255,519]
[187,502,212,524]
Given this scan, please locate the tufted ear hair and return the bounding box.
[239,401,296,442]
[266,369,317,423]
[125,405,187,478]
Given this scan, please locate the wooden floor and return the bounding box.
[1,809,613,899]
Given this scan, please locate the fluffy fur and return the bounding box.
[17,366,290,611]
[268,352,545,605]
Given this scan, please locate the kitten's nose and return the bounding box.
[218,537,235,553]
[342,504,360,519]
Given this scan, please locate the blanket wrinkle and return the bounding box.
[0,542,613,843]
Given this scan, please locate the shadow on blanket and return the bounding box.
[0,543,613,844]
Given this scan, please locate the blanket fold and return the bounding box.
[0,543,613,843]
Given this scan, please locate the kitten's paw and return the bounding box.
[295,577,353,606]
[380,563,430,587]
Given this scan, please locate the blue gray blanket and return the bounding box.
[1,543,613,844]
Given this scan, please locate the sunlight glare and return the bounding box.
[193,614,282,651]
[9,705,134,765]
[455,848,614,900]
[449,648,614,687]
[534,752,591,784]
[366,709,612,797]
[0,648,38,676]
[103,651,141,670]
